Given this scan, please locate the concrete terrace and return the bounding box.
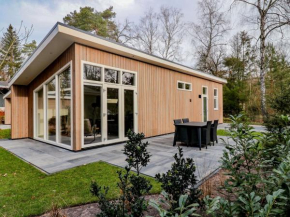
[0,134,228,182]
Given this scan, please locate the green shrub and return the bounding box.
[123,130,151,175]
[155,147,201,210]
[148,191,200,217]
[203,114,290,217]
[91,131,152,217]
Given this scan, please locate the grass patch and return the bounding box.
[217,129,263,137]
[217,129,230,136]
[0,148,161,217]
[0,129,10,139]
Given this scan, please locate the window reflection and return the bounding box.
[105,68,119,83]
[36,88,44,138]
[59,68,71,145]
[84,64,101,81]
[122,72,135,85]
[47,79,56,141]
[107,88,119,140]
[83,85,102,145]
[124,89,134,136]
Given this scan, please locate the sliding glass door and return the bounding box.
[82,84,137,147]
[107,87,120,140]
[124,89,134,137]
[83,85,102,145]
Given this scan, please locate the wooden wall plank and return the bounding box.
[4,98,11,125]
[11,85,28,139]
[74,44,224,138]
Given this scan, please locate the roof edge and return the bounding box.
[8,22,227,87]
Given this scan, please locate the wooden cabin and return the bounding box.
[4,23,226,151]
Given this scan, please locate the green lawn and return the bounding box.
[0,148,161,217]
[0,129,11,139]
[217,129,263,137]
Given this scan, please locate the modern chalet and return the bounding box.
[4,22,227,151]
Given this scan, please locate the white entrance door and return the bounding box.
[202,86,208,122]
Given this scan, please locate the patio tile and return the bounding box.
[0,134,230,181]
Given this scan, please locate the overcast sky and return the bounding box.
[0,0,262,66]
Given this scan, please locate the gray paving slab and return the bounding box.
[0,134,228,181]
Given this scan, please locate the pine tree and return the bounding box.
[22,40,37,59]
[0,24,23,80]
[63,6,117,40]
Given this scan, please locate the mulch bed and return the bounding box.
[39,170,231,217]
[39,194,162,217]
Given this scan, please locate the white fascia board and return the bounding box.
[8,25,59,88]
[58,25,227,84]
[3,90,11,99]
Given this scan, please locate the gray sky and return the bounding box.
[0,0,266,66]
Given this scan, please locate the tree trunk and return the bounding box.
[260,14,267,119]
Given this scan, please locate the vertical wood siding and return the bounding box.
[4,98,11,125]
[11,85,28,139]
[74,44,224,141]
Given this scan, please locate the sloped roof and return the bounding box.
[8,22,227,87]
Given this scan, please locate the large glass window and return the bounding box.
[124,89,134,136]
[59,68,71,145]
[83,85,102,145]
[47,79,56,142]
[36,88,44,138]
[105,68,119,83]
[84,64,101,81]
[107,88,119,140]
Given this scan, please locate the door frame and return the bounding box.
[81,60,138,149]
[202,86,208,122]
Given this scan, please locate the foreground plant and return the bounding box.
[203,114,290,217]
[148,191,200,217]
[91,131,152,217]
[155,147,201,210]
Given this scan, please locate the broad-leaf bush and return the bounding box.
[204,114,290,217]
[91,131,152,217]
[148,191,200,217]
[155,147,201,210]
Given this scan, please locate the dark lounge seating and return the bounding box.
[211,120,219,145]
[173,119,189,146]
[201,121,212,149]
[182,118,189,123]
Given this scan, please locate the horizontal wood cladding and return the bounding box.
[4,98,11,125]
[27,44,75,144]
[74,44,224,138]
[11,85,28,139]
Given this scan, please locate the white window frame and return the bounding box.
[202,86,208,122]
[33,61,73,150]
[177,80,192,91]
[214,88,218,110]
[81,60,138,149]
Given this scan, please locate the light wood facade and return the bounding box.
[4,98,11,125]
[7,43,224,151]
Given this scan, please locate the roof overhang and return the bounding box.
[9,22,227,87]
[3,90,11,99]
